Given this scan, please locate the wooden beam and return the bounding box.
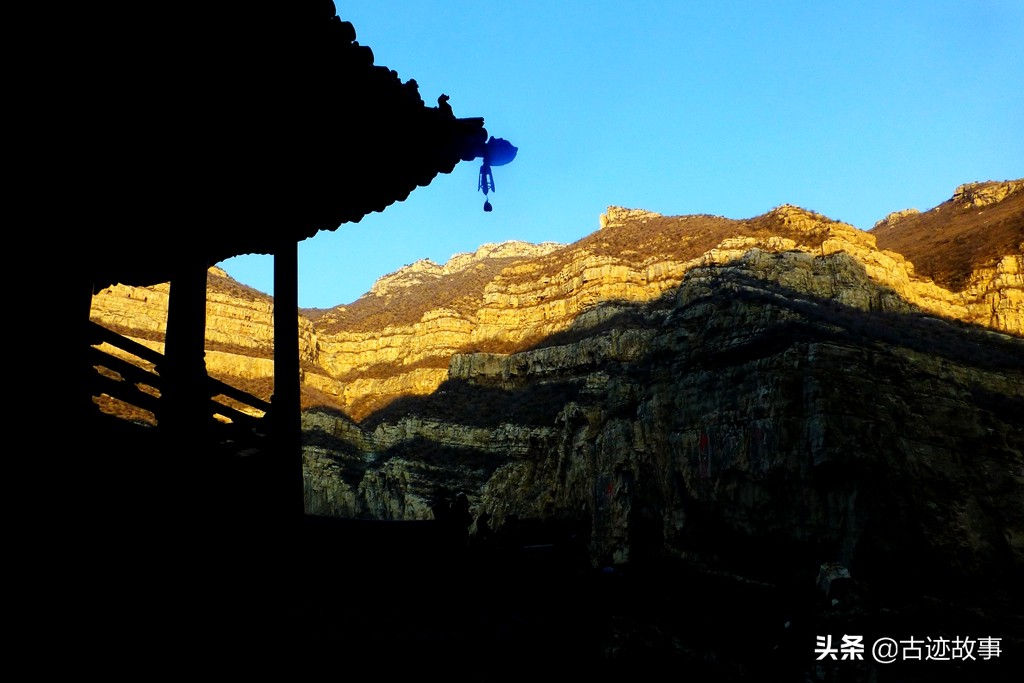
[274,239,304,518]
[162,256,209,436]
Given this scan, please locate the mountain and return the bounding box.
[292,183,1022,564]
[90,183,1023,421]
[871,179,1024,291]
[88,180,1024,675]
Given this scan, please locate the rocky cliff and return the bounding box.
[90,181,1023,421]
[89,181,1023,589]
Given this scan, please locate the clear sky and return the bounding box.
[220,0,1024,309]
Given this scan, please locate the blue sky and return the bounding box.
[220,0,1024,309]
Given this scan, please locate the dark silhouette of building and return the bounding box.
[53,1,512,661]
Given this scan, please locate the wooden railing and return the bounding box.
[85,320,272,440]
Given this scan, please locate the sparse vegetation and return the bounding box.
[90,190,1024,435]
[871,185,1024,290]
[314,256,527,333]
[310,211,841,337]
[207,269,274,304]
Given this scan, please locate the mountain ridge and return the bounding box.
[84,178,1024,676]
[871,178,1023,290]
[88,179,1023,424]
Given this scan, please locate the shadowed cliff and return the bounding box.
[82,179,1023,679]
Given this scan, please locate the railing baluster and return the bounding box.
[87,320,271,436]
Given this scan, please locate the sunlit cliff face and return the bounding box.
[86,180,1023,585]
[90,181,1022,424]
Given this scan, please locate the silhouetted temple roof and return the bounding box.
[70,1,490,288]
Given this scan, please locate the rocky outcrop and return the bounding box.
[90,281,171,338]
[312,200,1021,418]
[871,178,1024,292]
[953,179,1024,207]
[872,207,920,230]
[368,241,563,297]
[89,184,1023,425]
[293,185,1024,606]
[84,181,1024,675]
[302,243,1024,595]
[598,206,662,229]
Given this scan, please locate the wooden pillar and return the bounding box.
[273,239,304,518]
[162,256,210,437]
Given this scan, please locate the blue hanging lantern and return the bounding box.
[478,137,517,211]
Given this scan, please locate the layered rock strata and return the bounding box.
[84,180,1024,617]
[302,245,1024,590]
[85,180,1024,666]
[306,195,1021,418]
[295,182,1024,601]
[89,183,1023,425]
